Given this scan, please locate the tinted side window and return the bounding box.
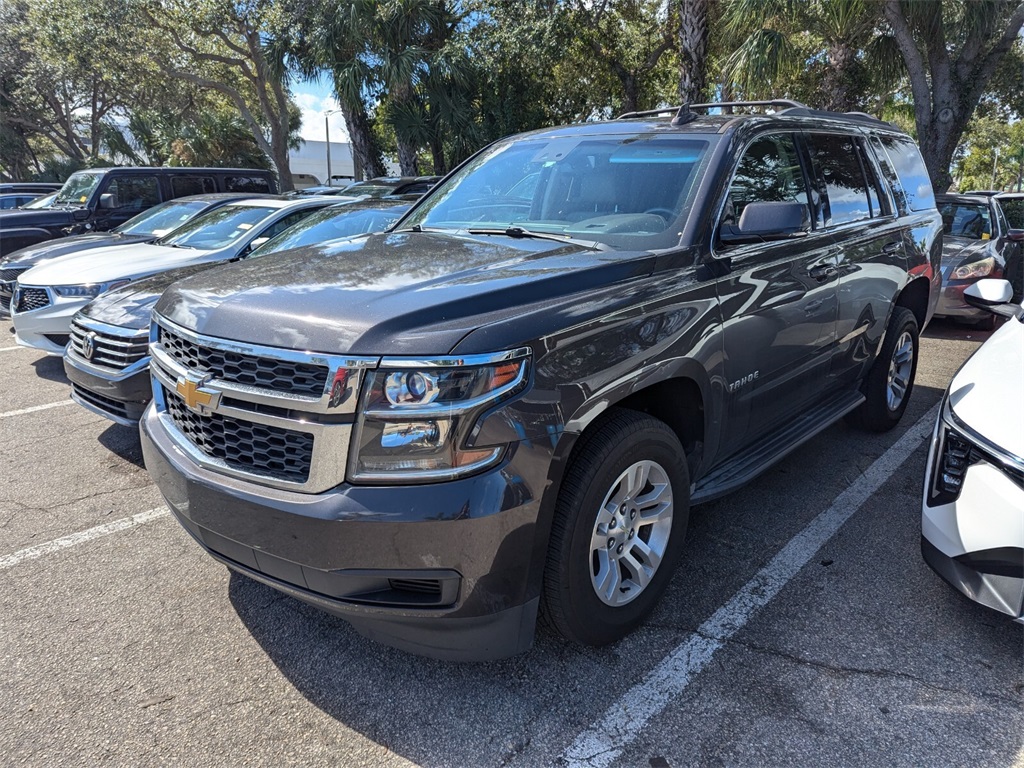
[858,138,891,217]
[721,133,811,235]
[226,175,272,193]
[999,198,1024,229]
[104,176,161,210]
[878,136,935,212]
[869,136,907,215]
[171,176,216,197]
[805,133,871,226]
[260,209,318,238]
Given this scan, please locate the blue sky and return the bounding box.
[293,77,351,143]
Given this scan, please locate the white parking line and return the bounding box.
[562,403,940,768]
[0,399,74,419]
[0,508,169,571]
[0,345,26,352]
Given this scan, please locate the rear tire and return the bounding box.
[540,409,689,646]
[846,306,919,432]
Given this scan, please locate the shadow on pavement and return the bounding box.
[97,421,146,468]
[30,354,68,383]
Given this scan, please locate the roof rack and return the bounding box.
[617,100,893,128]
[614,101,806,125]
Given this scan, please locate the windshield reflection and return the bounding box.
[404,133,714,250]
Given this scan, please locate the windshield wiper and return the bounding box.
[393,224,453,234]
[466,226,612,252]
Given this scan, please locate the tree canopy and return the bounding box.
[2,0,1023,193]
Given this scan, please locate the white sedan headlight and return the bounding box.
[53,280,129,299]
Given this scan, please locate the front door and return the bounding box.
[714,132,839,457]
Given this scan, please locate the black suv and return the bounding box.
[140,101,942,660]
[0,167,277,257]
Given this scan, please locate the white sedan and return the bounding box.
[922,279,1024,622]
[10,197,336,354]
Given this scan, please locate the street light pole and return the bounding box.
[324,108,342,186]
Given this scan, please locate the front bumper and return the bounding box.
[921,410,1024,621]
[11,292,87,354]
[934,280,990,320]
[64,351,151,426]
[140,403,549,660]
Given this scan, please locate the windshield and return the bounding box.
[403,133,713,250]
[115,199,210,237]
[940,202,991,240]
[21,194,56,209]
[158,205,275,250]
[55,172,102,205]
[250,205,410,257]
[339,183,396,198]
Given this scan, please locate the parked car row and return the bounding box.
[3,105,1020,664]
[286,175,442,201]
[0,166,278,257]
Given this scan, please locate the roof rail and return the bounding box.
[616,100,897,129]
[616,107,681,119]
[618,99,810,125]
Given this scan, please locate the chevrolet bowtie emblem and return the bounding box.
[175,374,221,414]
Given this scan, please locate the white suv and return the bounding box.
[922,279,1024,622]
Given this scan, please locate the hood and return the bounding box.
[0,232,152,271]
[80,263,216,330]
[19,242,217,287]
[156,231,658,355]
[940,237,991,268]
[948,317,1024,460]
[0,207,77,228]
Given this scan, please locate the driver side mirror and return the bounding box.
[1007,229,1024,242]
[98,193,116,210]
[238,236,270,259]
[719,201,809,246]
[964,279,1023,320]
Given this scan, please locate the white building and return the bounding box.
[289,139,354,187]
[288,140,401,188]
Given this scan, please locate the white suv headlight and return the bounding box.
[349,349,531,483]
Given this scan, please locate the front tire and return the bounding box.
[541,409,690,646]
[846,306,919,432]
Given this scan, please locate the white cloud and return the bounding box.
[294,91,351,144]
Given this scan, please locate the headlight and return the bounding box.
[53,280,129,299]
[952,256,995,281]
[349,350,531,483]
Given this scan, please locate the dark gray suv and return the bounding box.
[139,101,942,660]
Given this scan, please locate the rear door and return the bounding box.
[802,132,909,390]
[714,132,840,456]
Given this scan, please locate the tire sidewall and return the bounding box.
[875,308,919,427]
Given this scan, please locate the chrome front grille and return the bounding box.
[15,286,50,312]
[158,324,329,396]
[0,267,25,281]
[149,315,378,493]
[163,384,315,483]
[69,318,149,371]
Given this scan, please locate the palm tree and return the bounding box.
[720,0,889,112]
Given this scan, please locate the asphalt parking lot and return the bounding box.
[1,315,1021,767]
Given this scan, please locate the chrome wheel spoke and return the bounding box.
[589,459,674,607]
[623,461,650,499]
[621,551,652,590]
[593,551,619,601]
